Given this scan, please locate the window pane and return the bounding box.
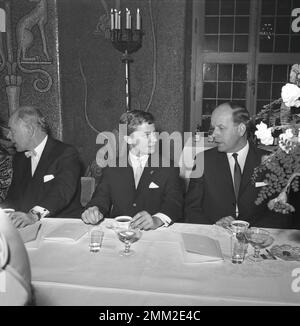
[258,65,272,82]
[274,35,289,52]
[236,0,250,15]
[234,35,248,52]
[204,35,218,51]
[232,82,246,98]
[272,83,285,99]
[220,0,234,15]
[220,17,234,34]
[205,0,220,15]
[257,83,271,99]
[273,65,287,81]
[291,36,300,52]
[261,0,276,15]
[260,36,274,52]
[233,65,247,81]
[218,82,231,98]
[203,63,217,81]
[275,17,290,34]
[219,64,232,81]
[277,0,292,15]
[219,35,233,51]
[205,17,219,34]
[235,17,249,34]
[202,100,217,115]
[203,82,217,98]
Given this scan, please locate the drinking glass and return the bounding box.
[245,228,274,262]
[117,227,142,256]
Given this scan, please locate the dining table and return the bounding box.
[25,218,300,306]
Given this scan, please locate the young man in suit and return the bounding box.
[4,106,82,227]
[81,110,183,230]
[185,102,277,227]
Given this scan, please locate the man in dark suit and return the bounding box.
[184,102,292,228]
[4,106,82,227]
[81,110,183,230]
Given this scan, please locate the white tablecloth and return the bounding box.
[26,218,300,306]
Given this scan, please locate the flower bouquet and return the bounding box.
[253,64,300,214]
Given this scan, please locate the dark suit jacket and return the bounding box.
[87,155,183,222]
[184,143,294,228]
[4,137,82,217]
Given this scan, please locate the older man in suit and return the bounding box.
[81,110,183,230]
[184,102,294,228]
[4,106,82,227]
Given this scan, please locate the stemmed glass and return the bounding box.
[116,226,142,256]
[245,228,274,262]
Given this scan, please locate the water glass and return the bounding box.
[89,227,104,253]
[230,220,249,264]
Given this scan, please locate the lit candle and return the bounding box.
[110,8,114,30]
[126,8,129,29]
[136,8,141,30]
[128,10,132,29]
[114,9,118,29]
[118,10,121,29]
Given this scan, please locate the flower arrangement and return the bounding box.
[253,64,300,214]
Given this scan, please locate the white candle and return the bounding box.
[110,8,114,30]
[128,10,132,29]
[136,8,141,30]
[118,11,121,30]
[126,8,129,29]
[114,9,118,29]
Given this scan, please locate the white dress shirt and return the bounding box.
[226,141,249,217]
[129,151,171,227]
[31,135,48,176]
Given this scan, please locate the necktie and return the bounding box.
[134,158,143,188]
[232,153,242,200]
[24,149,37,158]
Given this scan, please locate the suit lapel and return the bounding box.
[216,151,235,195]
[239,144,259,196]
[31,137,55,184]
[135,155,155,194]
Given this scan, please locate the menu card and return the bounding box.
[44,223,88,242]
[181,233,224,263]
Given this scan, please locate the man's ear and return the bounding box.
[26,123,35,137]
[124,135,133,145]
[238,123,246,137]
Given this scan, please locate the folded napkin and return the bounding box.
[44,223,88,242]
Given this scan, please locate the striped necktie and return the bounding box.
[232,152,242,200]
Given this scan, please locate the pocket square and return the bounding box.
[255,182,267,187]
[44,174,55,183]
[149,182,159,189]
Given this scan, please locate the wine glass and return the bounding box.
[245,228,274,262]
[117,227,142,256]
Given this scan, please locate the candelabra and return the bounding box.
[110,8,143,111]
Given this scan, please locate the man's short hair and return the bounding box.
[12,106,48,133]
[119,110,155,135]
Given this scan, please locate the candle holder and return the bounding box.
[110,28,144,111]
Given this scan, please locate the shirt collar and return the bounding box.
[227,141,249,161]
[33,135,48,159]
[129,151,149,167]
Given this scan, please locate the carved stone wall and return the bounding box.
[0,0,61,139]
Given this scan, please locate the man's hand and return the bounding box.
[130,211,163,230]
[81,206,104,225]
[215,215,235,229]
[10,211,37,228]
